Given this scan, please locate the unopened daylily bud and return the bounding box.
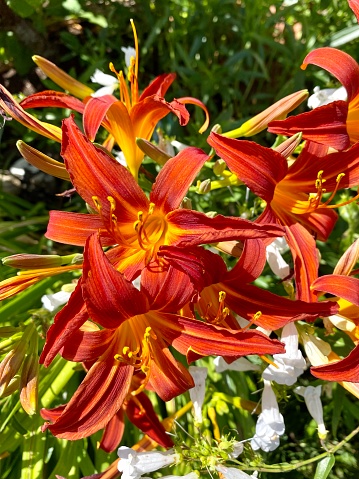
[205,211,217,218]
[197,179,211,194]
[2,254,62,269]
[215,240,243,257]
[180,197,192,209]
[0,376,20,398]
[136,138,171,166]
[223,90,308,138]
[213,159,227,176]
[0,343,26,396]
[273,132,302,158]
[20,348,39,415]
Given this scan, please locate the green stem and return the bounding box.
[232,424,359,473]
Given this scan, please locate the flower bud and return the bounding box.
[213,159,227,176]
[180,197,192,209]
[136,137,171,166]
[2,254,62,269]
[197,179,211,194]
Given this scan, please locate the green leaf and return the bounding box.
[314,455,335,479]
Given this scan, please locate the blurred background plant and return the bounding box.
[1,0,359,478]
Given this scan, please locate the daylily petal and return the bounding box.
[301,47,359,103]
[60,327,115,363]
[0,84,62,141]
[168,210,285,246]
[41,350,134,439]
[82,233,149,328]
[177,96,210,133]
[20,90,85,113]
[349,0,359,22]
[225,239,266,284]
[152,313,285,362]
[208,132,288,202]
[150,147,209,213]
[39,281,88,366]
[126,392,174,448]
[311,274,359,306]
[268,101,350,150]
[285,223,319,302]
[61,115,148,222]
[139,73,177,100]
[334,238,359,275]
[311,343,359,382]
[46,211,113,247]
[99,409,125,452]
[83,95,116,141]
[17,141,70,180]
[33,55,94,99]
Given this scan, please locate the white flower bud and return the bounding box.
[189,366,207,425]
[117,447,179,479]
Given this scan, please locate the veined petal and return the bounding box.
[83,95,116,141]
[334,238,359,275]
[311,344,359,382]
[139,73,177,100]
[126,392,174,448]
[100,409,125,452]
[61,116,148,222]
[301,48,359,103]
[208,132,288,202]
[152,313,285,361]
[17,141,70,180]
[82,233,149,328]
[225,239,266,283]
[146,338,195,400]
[60,327,115,362]
[42,348,134,439]
[311,274,359,306]
[150,147,209,213]
[268,101,350,150]
[33,55,94,99]
[106,101,138,178]
[0,84,62,142]
[167,210,285,246]
[20,90,85,113]
[215,282,338,330]
[40,281,89,366]
[46,211,113,246]
[141,265,194,312]
[285,223,319,302]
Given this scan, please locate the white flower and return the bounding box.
[229,441,244,458]
[215,465,258,479]
[214,356,260,373]
[117,447,179,479]
[266,237,290,279]
[307,86,347,109]
[90,69,118,97]
[41,290,71,312]
[262,322,306,386]
[300,331,331,367]
[295,386,328,439]
[121,46,136,68]
[188,366,207,425]
[251,380,285,452]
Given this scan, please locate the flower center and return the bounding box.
[114,322,156,395]
[134,202,168,262]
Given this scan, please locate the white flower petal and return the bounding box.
[214,356,260,373]
[121,46,136,67]
[41,291,71,312]
[117,447,178,479]
[295,385,327,439]
[216,466,257,479]
[91,69,118,86]
[307,86,347,109]
[189,366,207,424]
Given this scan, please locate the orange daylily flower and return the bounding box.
[15,21,209,180]
[38,233,285,440]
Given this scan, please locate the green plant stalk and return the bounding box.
[21,415,46,479]
[40,359,76,408]
[231,424,359,473]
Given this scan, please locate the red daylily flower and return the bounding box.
[38,233,284,440]
[46,116,284,282]
[298,46,359,145]
[161,239,338,331]
[208,132,359,242]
